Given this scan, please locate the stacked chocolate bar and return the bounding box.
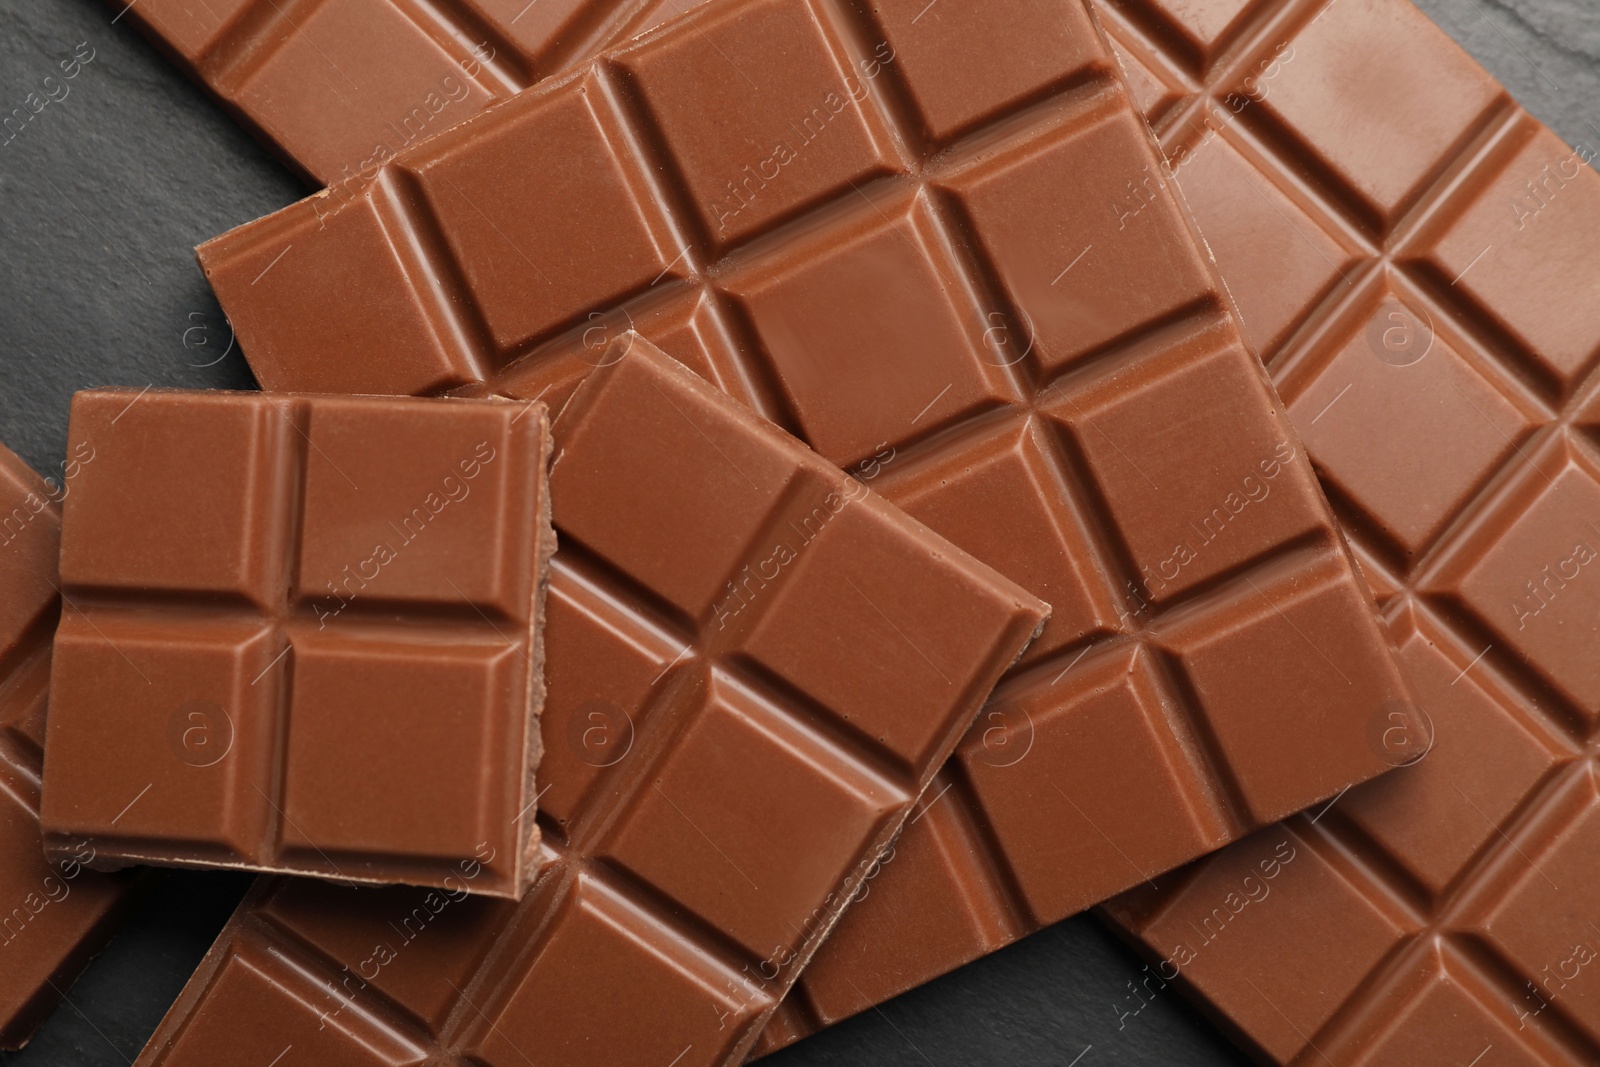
[0,0,1595,1064]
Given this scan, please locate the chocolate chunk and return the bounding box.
[131,335,1048,1067]
[0,442,148,1050]
[1092,0,1600,1062]
[185,0,1414,1050]
[40,391,554,899]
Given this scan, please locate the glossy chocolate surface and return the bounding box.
[39,390,553,899]
[131,337,1048,1067]
[0,442,147,1050]
[1094,0,1600,1063]
[191,0,1416,1049]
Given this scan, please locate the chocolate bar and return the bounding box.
[113,0,690,185]
[39,390,554,899]
[1091,0,1600,1063]
[190,0,1416,1047]
[130,336,1048,1067]
[0,442,147,1050]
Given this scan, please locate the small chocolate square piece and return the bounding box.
[40,390,553,899]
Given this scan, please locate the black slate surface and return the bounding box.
[0,1,1593,1064]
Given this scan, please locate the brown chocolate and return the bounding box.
[112,0,691,185]
[190,0,1416,1048]
[1091,0,1600,1063]
[0,442,148,1050]
[130,336,1048,1067]
[39,390,553,899]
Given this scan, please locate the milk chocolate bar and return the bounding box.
[1092,0,1600,1063]
[112,0,691,185]
[0,442,148,1050]
[130,336,1049,1067]
[39,390,553,899]
[192,0,1416,1046]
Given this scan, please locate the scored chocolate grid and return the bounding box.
[451,30,1152,432]
[1094,0,1600,1061]
[288,0,1356,849]
[534,493,927,942]
[138,354,1018,1067]
[102,0,1598,1057]
[201,0,1419,1046]
[605,0,1360,798]
[130,0,689,182]
[173,576,911,1063]
[54,394,535,886]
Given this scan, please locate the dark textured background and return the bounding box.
[0,1,1594,1063]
